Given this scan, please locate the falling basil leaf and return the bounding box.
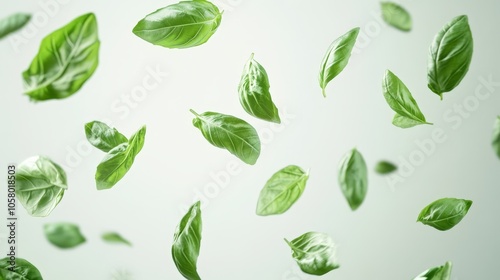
[102,232,132,246]
[319,27,359,97]
[172,201,202,280]
[383,70,432,128]
[0,257,44,279]
[285,232,339,276]
[256,165,309,216]
[0,13,31,39]
[238,53,280,123]
[338,148,368,210]
[417,198,472,231]
[44,223,86,249]
[132,0,222,49]
[375,161,397,174]
[95,125,146,190]
[492,116,500,159]
[380,2,412,31]
[16,156,67,217]
[22,13,100,101]
[190,109,261,165]
[85,121,128,153]
[413,261,452,280]
[427,15,473,99]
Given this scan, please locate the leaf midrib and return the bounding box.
[136,15,220,32]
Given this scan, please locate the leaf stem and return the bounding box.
[189,109,200,118]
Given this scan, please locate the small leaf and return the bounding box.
[338,148,368,210]
[417,198,472,231]
[413,261,452,280]
[238,53,281,123]
[44,222,86,249]
[16,156,67,217]
[172,201,202,280]
[381,2,412,31]
[0,13,31,39]
[285,232,339,276]
[383,70,432,128]
[95,125,146,190]
[0,257,44,279]
[492,116,500,159]
[22,13,100,101]
[428,15,473,99]
[256,165,309,216]
[133,0,222,49]
[102,232,132,246]
[375,161,397,174]
[319,27,360,97]
[85,121,128,153]
[191,109,261,165]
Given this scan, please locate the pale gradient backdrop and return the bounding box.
[1,0,499,279]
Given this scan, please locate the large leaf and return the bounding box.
[492,116,500,159]
[383,70,432,128]
[16,156,67,217]
[338,148,368,211]
[44,223,86,249]
[190,110,261,165]
[417,198,472,231]
[95,126,146,190]
[172,201,202,280]
[0,257,44,280]
[102,232,132,246]
[133,0,222,49]
[22,13,99,101]
[85,121,128,152]
[0,13,31,39]
[238,53,280,123]
[413,261,452,280]
[285,232,339,276]
[318,27,359,97]
[256,165,309,216]
[380,2,412,31]
[427,15,473,99]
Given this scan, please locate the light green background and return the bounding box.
[1,0,499,279]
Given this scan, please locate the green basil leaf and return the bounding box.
[0,257,44,280]
[256,165,309,216]
[319,27,359,97]
[284,232,339,276]
[492,116,500,159]
[85,121,128,153]
[238,53,280,123]
[44,223,86,249]
[22,13,100,101]
[338,148,368,211]
[417,198,473,231]
[172,201,202,280]
[102,232,132,246]
[16,156,67,217]
[132,0,222,49]
[427,15,473,99]
[190,109,261,165]
[375,161,397,174]
[0,13,31,39]
[383,70,432,128]
[380,2,412,32]
[413,261,452,280]
[95,125,146,190]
